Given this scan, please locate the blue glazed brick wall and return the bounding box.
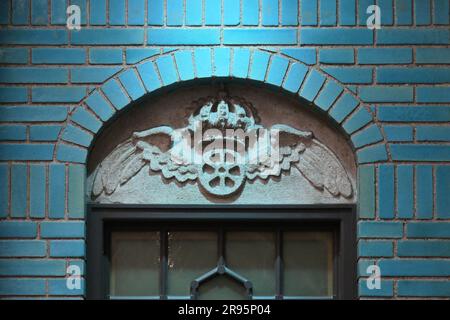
[0,0,449,299]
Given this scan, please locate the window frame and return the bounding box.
[86,204,357,300]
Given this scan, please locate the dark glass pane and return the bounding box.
[226,231,276,296]
[110,232,160,296]
[283,232,334,297]
[167,231,217,296]
[198,276,248,300]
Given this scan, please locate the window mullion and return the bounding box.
[159,229,168,299]
[275,229,283,300]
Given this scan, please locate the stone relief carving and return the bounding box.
[90,94,353,201]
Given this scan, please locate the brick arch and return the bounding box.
[56,48,388,165]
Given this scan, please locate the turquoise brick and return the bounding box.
[11,164,27,218]
[358,0,375,25]
[119,69,146,101]
[408,222,450,238]
[243,0,259,25]
[358,48,412,64]
[339,0,356,26]
[398,281,450,297]
[0,221,37,238]
[300,0,317,25]
[149,29,221,45]
[71,29,144,45]
[358,280,394,297]
[0,259,66,276]
[282,63,308,93]
[379,259,450,276]
[90,0,106,25]
[32,87,86,103]
[148,0,164,25]
[378,165,395,219]
[416,48,450,64]
[0,29,68,44]
[136,61,162,92]
[205,0,221,25]
[379,0,394,24]
[0,125,27,141]
[417,126,450,142]
[358,221,403,238]
[299,69,326,101]
[62,125,93,147]
[101,79,131,110]
[56,144,87,163]
[351,124,383,148]
[68,165,85,218]
[281,48,316,65]
[85,91,115,121]
[232,48,251,78]
[156,55,178,86]
[0,144,54,161]
[224,0,240,25]
[378,106,450,122]
[32,48,86,64]
[434,0,450,24]
[195,48,213,78]
[71,0,87,24]
[329,92,359,123]
[358,165,375,218]
[395,0,412,25]
[320,0,337,25]
[48,278,85,296]
[377,68,450,84]
[126,48,159,64]
[414,0,431,25]
[358,259,376,277]
[50,240,85,257]
[398,240,450,257]
[71,108,102,133]
[383,125,413,142]
[359,86,413,103]
[249,51,270,82]
[314,80,343,111]
[0,240,46,257]
[436,166,450,219]
[262,0,279,26]
[224,29,297,45]
[128,0,145,25]
[51,0,66,25]
[378,29,449,44]
[186,0,202,25]
[357,144,388,163]
[397,165,413,219]
[319,49,354,64]
[280,1,297,25]
[72,67,121,84]
[323,67,372,84]
[48,164,65,219]
[390,144,450,161]
[358,240,393,257]
[29,164,46,218]
[109,0,126,25]
[89,48,122,64]
[0,279,46,296]
[266,56,289,86]
[0,67,68,84]
[416,165,433,219]
[41,221,85,238]
[301,29,373,45]
[343,107,373,134]
[12,0,29,24]
[417,87,450,103]
[0,164,8,217]
[167,0,183,25]
[0,48,28,64]
[0,1,10,24]
[213,48,231,77]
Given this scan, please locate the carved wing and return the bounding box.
[92,127,198,198]
[245,124,353,198]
